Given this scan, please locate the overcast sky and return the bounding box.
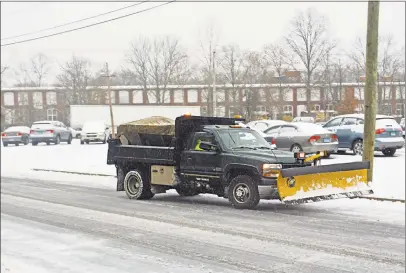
[1,1,405,86]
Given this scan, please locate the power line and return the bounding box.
[1,0,175,47]
[1,1,150,41]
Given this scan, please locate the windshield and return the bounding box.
[218,129,272,150]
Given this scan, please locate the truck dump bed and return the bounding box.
[107,116,176,165]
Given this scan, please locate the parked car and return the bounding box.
[245,120,288,132]
[263,121,338,155]
[1,126,31,146]
[322,114,404,156]
[81,120,110,144]
[30,120,73,146]
[292,116,315,123]
[400,118,405,139]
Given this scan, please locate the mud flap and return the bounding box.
[277,161,373,204]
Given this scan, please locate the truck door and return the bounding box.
[180,132,222,183]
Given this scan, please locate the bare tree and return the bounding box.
[31,53,50,87]
[13,63,36,87]
[240,51,269,121]
[263,44,294,116]
[0,65,9,87]
[127,35,190,104]
[218,44,245,115]
[197,22,221,115]
[285,8,336,111]
[56,55,93,105]
[348,35,404,113]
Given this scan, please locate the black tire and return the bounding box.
[80,140,85,145]
[102,135,107,144]
[337,150,346,154]
[24,137,29,145]
[32,142,38,146]
[382,148,396,157]
[67,135,72,144]
[3,143,8,147]
[352,139,363,155]
[290,144,303,153]
[15,143,19,146]
[124,169,154,200]
[176,187,200,196]
[85,140,89,144]
[46,142,50,145]
[55,135,61,145]
[228,175,260,209]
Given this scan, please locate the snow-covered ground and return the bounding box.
[1,139,405,225]
[2,139,404,199]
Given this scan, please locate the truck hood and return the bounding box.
[232,149,297,164]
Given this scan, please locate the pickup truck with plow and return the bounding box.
[107,114,373,209]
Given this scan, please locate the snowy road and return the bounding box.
[2,176,405,273]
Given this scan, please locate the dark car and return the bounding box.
[1,126,31,146]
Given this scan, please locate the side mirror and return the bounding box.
[199,141,219,152]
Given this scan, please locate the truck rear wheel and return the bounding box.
[124,169,154,200]
[228,175,260,209]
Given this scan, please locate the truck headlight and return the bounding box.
[262,163,282,178]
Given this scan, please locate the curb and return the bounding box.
[31,168,116,178]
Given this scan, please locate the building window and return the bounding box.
[173,90,184,103]
[382,86,391,100]
[119,91,129,104]
[4,108,15,125]
[283,105,293,113]
[147,91,158,104]
[3,92,14,106]
[327,104,334,111]
[354,87,364,100]
[105,91,116,104]
[216,90,225,103]
[256,105,266,112]
[296,88,306,102]
[284,89,293,101]
[160,91,170,104]
[396,103,404,116]
[258,89,266,102]
[132,91,143,104]
[215,106,226,117]
[47,108,58,121]
[46,91,57,105]
[311,89,320,101]
[396,86,405,99]
[228,89,240,103]
[18,92,29,105]
[269,88,278,102]
[33,92,43,109]
[381,103,392,115]
[201,106,208,116]
[188,90,198,103]
[312,104,321,111]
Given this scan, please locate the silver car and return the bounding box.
[263,122,339,154]
[30,120,73,146]
[245,120,288,132]
[1,126,31,146]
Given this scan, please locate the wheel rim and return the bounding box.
[233,183,250,204]
[354,142,363,155]
[127,175,142,196]
[292,145,301,153]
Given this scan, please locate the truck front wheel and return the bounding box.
[124,170,154,200]
[228,175,260,209]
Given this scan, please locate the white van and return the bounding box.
[80,120,110,144]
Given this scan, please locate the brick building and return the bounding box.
[1,81,405,127]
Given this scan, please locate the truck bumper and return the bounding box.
[258,178,279,200]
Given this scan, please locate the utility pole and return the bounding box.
[363,1,380,182]
[212,50,217,117]
[101,62,116,139]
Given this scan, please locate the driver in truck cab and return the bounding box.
[194,136,216,151]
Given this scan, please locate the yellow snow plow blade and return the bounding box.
[277,161,374,204]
